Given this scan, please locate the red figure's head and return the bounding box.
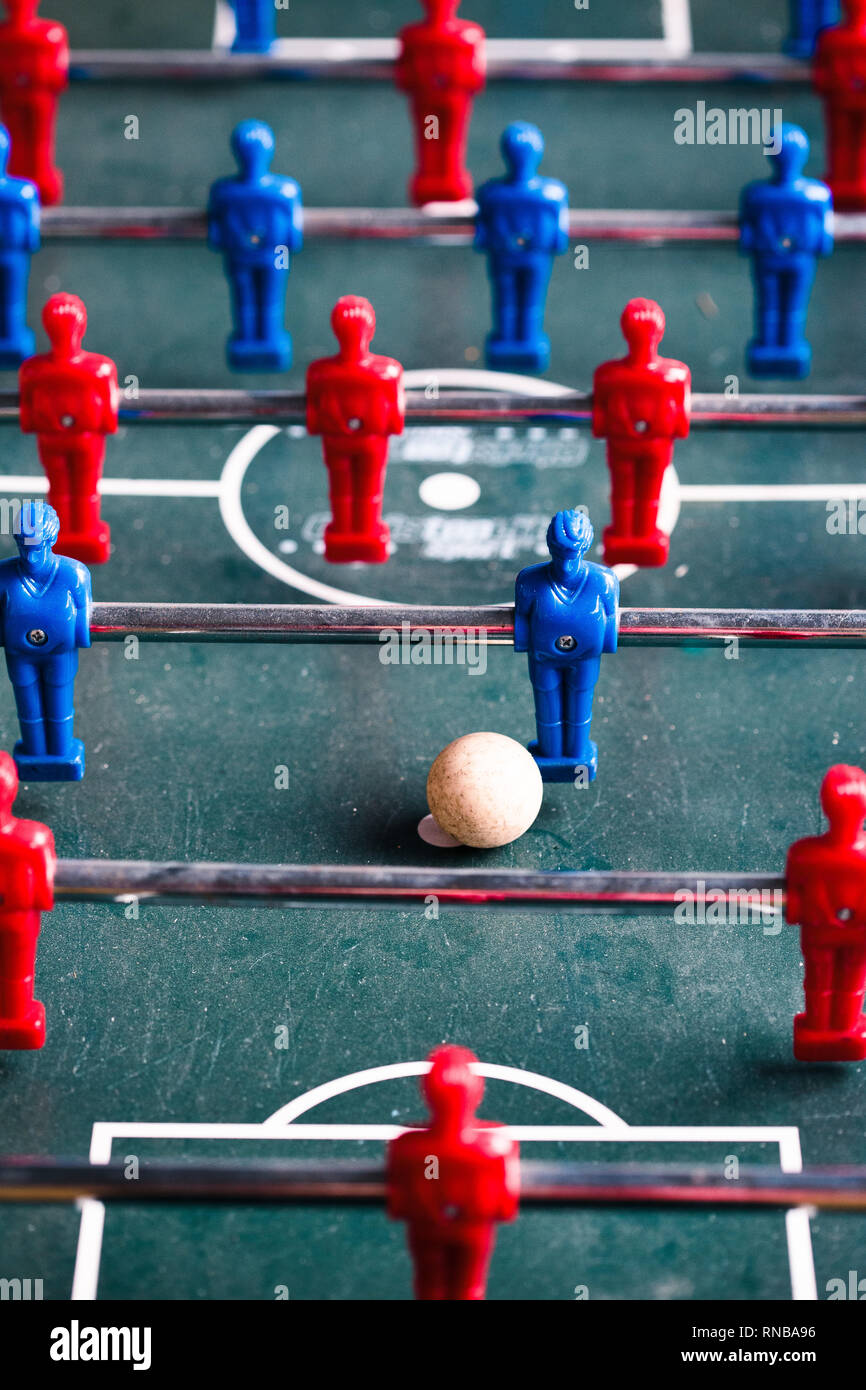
[331,295,376,360]
[0,752,19,828]
[421,0,462,23]
[842,0,866,28]
[423,1044,483,1132]
[821,765,866,843]
[3,0,40,26]
[43,292,86,358]
[621,297,665,364]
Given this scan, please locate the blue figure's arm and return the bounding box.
[553,183,570,256]
[601,569,620,654]
[556,203,569,255]
[24,185,40,252]
[206,183,227,252]
[473,184,492,252]
[738,186,756,254]
[72,563,92,649]
[285,180,303,252]
[513,568,535,653]
[820,190,834,258]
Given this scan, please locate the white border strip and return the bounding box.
[213,0,695,60]
[71,1056,813,1303]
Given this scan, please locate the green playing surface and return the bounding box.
[0,0,864,1301]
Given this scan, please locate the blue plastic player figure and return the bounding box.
[474,122,569,373]
[230,0,276,54]
[514,510,618,784]
[207,119,303,372]
[0,123,39,369]
[0,501,90,782]
[785,0,840,57]
[739,123,833,379]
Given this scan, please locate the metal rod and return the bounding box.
[86,603,866,648]
[66,47,810,83]
[0,1157,862,1210]
[53,861,785,913]
[1,389,864,428]
[38,206,866,245]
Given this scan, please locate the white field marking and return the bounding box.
[661,0,694,56]
[777,1129,818,1302]
[231,40,701,64]
[75,1060,812,1303]
[679,483,866,503]
[70,1199,105,1301]
[609,460,681,584]
[86,1121,805,1147]
[212,0,234,50]
[261,1058,629,1129]
[215,368,665,604]
[217,424,387,604]
[73,1106,811,1303]
[411,368,577,398]
[210,11,698,63]
[3,473,862,510]
[2,472,862,511]
[0,475,221,498]
[419,471,481,510]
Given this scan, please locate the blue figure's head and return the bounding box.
[501,121,544,182]
[0,125,9,178]
[547,508,594,583]
[231,119,275,180]
[768,123,809,182]
[15,500,60,578]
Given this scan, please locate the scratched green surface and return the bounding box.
[0,0,863,1301]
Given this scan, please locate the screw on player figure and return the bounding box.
[0,751,54,1049]
[230,0,276,53]
[396,0,486,206]
[814,0,866,209]
[739,124,833,379]
[19,293,119,566]
[0,123,39,368]
[786,765,866,1062]
[387,1045,519,1300]
[514,510,618,784]
[0,501,91,782]
[786,0,841,56]
[0,0,68,206]
[208,120,303,373]
[474,121,569,373]
[592,299,690,568]
[306,296,404,565]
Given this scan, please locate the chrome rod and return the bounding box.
[0,389,864,427]
[0,1157,862,1210]
[38,206,866,245]
[86,603,866,648]
[53,860,784,913]
[67,48,810,83]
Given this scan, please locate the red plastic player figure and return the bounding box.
[387,1045,519,1300]
[20,293,119,566]
[306,296,404,565]
[0,750,55,1049]
[786,764,866,1062]
[396,0,486,206]
[592,298,691,568]
[814,0,866,211]
[0,0,69,206]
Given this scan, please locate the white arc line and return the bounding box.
[262,1058,629,1130]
